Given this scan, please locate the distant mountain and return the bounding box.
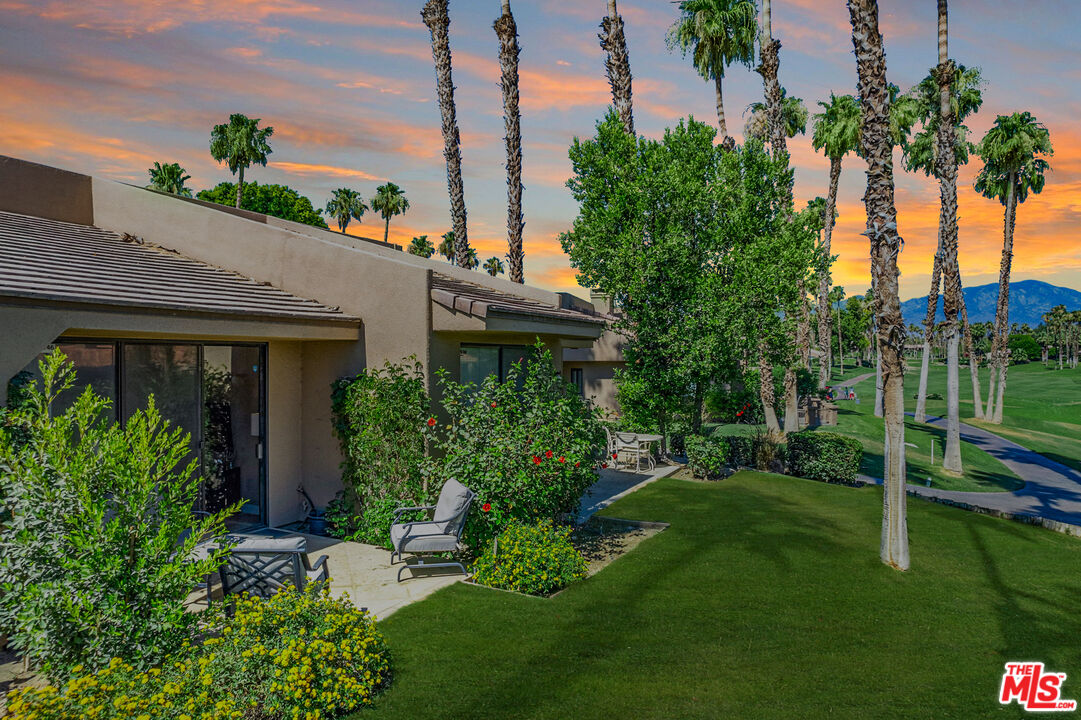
[901,279,1081,327]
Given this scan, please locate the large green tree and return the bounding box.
[667,0,757,146]
[324,188,368,234]
[974,111,1053,423]
[196,181,326,228]
[370,182,410,245]
[208,113,273,208]
[147,162,192,197]
[810,93,860,388]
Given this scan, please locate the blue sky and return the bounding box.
[1,0,1079,300]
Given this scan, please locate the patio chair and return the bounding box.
[613,431,654,472]
[217,536,329,601]
[390,478,476,582]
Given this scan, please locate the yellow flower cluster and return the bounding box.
[471,520,587,596]
[6,583,391,720]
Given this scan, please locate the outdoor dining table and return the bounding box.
[615,432,662,472]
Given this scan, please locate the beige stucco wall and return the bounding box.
[564,361,624,416]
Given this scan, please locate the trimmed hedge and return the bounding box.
[685,435,728,480]
[786,431,863,484]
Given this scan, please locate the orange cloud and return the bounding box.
[272,161,383,182]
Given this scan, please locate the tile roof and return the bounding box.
[0,211,359,325]
[430,272,605,326]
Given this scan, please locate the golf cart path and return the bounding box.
[844,370,1081,528]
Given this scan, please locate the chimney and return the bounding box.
[589,289,613,315]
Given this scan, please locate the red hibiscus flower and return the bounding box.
[532,455,542,465]
[601,462,609,469]
[736,410,744,417]
[575,461,580,467]
[482,503,491,513]
[545,450,553,458]
[427,417,437,427]
[612,452,618,460]
[558,456,566,463]
[491,402,497,408]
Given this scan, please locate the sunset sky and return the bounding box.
[2,0,1079,301]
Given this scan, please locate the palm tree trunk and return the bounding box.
[714,73,729,142]
[818,157,841,389]
[496,2,525,284]
[961,286,984,419]
[236,166,244,208]
[914,250,943,423]
[848,0,909,570]
[989,175,1017,424]
[383,216,390,244]
[874,335,883,417]
[600,0,634,136]
[422,0,471,268]
[837,301,843,376]
[758,352,780,433]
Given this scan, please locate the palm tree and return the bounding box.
[422,0,470,267]
[745,89,808,141]
[811,93,860,388]
[370,182,410,244]
[667,0,757,146]
[209,113,273,208]
[906,61,983,427]
[601,0,635,136]
[323,188,368,234]
[483,256,505,277]
[462,246,479,270]
[147,162,192,197]
[494,0,525,284]
[848,0,909,570]
[437,231,456,264]
[408,235,435,258]
[829,285,846,376]
[974,111,1053,424]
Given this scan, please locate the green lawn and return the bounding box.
[910,362,1081,473]
[359,473,1081,719]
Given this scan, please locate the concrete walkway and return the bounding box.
[864,415,1081,530]
[577,463,681,523]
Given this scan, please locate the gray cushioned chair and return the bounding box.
[390,479,476,582]
[218,536,329,600]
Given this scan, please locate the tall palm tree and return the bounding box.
[408,235,435,258]
[848,0,909,570]
[462,246,479,270]
[495,0,525,284]
[600,0,635,135]
[438,231,456,264]
[483,256,505,277]
[209,113,273,208]
[370,182,410,245]
[667,0,757,146]
[811,93,860,388]
[905,60,982,429]
[744,90,808,142]
[323,188,368,234]
[974,111,1053,423]
[422,0,470,267]
[147,162,192,197]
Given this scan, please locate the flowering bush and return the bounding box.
[470,520,587,596]
[5,583,391,720]
[0,350,237,681]
[330,358,430,547]
[426,343,603,550]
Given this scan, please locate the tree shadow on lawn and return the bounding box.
[376,477,855,719]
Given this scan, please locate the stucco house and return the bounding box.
[562,291,626,416]
[0,155,606,530]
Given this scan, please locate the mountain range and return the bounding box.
[900,279,1081,327]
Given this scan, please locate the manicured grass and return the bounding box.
[826,399,1023,492]
[911,362,1081,473]
[828,361,876,384]
[359,473,1081,719]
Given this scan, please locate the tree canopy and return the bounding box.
[147,162,192,197]
[196,181,327,228]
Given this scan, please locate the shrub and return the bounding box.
[685,434,728,479]
[330,358,430,547]
[712,430,786,473]
[717,433,754,467]
[470,520,587,596]
[5,583,391,720]
[427,342,602,550]
[0,350,237,681]
[787,431,864,484]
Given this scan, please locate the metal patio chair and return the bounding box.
[390,478,476,582]
[217,536,329,601]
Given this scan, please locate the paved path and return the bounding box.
[863,415,1081,528]
[577,464,681,523]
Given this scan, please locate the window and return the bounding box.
[460,344,530,385]
[570,368,584,396]
[15,342,117,418]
